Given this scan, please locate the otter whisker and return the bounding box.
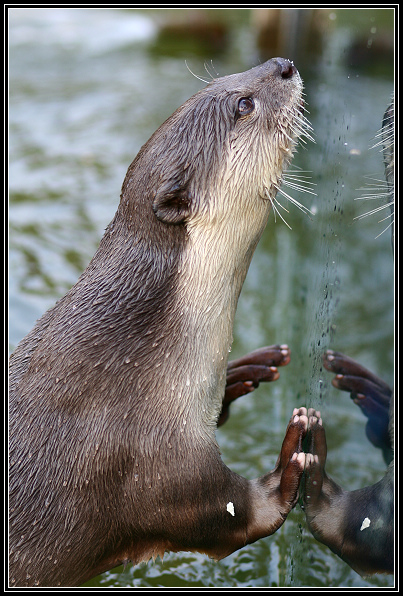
[283,170,316,180]
[282,173,317,195]
[371,138,394,152]
[262,186,291,219]
[377,212,394,225]
[355,178,390,201]
[292,118,315,144]
[294,110,315,133]
[373,221,394,239]
[283,105,315,145]
[355,176,394,237]
[355,180,393,207]
[356,190,391,202]
[273,209,292,230]
[279,129,296,145]
[370,98,394,154]
[354,202,394,220]
[355,206,394,239]
[204,60,219,79]
[273,183,314,217]
[185,60,210,84]
[358,175,389,186]
[286,166,315,176]
[354,182,394,238]
[371,117,394,152]
[269,195,293,230]
[371,132,394,151]
[281,180,317,198]
[355,95,394,241]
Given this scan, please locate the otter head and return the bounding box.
[150,58,306,235]
[122,59,309,253]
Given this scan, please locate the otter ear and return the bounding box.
[152,180,192,225]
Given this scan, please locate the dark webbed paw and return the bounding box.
[219,345,290,426]
[248,407,308,542]
[323,350,392,460]
[276,407,309,508]
[263,406,309,509]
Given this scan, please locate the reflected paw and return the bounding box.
[323,350,392,457]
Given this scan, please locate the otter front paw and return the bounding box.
[248,407,308,541]
[276,407,309,508]
[219,345,291,426]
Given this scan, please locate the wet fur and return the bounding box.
[10,58,309,586]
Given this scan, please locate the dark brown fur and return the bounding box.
[10,58,309,587]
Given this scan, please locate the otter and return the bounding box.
[303,99,395,576]
[9,58,312,587]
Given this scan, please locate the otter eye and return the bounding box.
[237,97,255,116]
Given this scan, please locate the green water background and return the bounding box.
[9,7,394,588]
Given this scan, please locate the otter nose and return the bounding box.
[275,57,298,79]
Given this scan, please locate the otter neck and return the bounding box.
[169,205,270,429]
